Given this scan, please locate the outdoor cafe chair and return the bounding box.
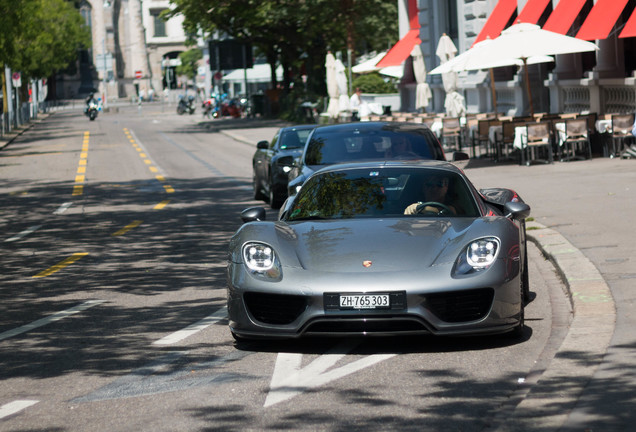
[471,118,495,158]
[441,116,463,152]
[522,121,553,166]
[610,113,635,158]
[561,118,592,161]
[495,120,519,163]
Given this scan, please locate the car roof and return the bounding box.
[310,121,434,133]
[312,159,462,175]
[280,124,316,132]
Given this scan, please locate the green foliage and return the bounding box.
[176,48,203,80]
[0,0,90,79]
[167,0,398,99]
[352,72,397,94]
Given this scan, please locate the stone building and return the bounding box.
[56,0,189,101]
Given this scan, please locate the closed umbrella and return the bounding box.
[325,52,340,119]
[335,58,350,113]
[411,44,431,110]
[436,34,465,117]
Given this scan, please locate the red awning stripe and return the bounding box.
[376,29,421,68]
[517,0,551,25]
[576,0,629,41]
[619,7,636,38]
[408,0,420,30]
[473,0,518,45]
[542,0,587,35]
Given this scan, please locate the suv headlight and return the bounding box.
[453,237,500,275]
[242,242,282,280]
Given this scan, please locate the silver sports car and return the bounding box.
[227,160,531,340]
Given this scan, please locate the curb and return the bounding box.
[0,113,51,150]
[219,129,256,146]
[499,221,616,430]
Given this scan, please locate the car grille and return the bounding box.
[425,288,494,323]
[243,292,308,325]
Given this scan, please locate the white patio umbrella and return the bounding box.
[469,23,598,115]
[335,58,350,113]
[411,44,431,110]
[436,34,465,117]
[432,23,598,115]
[429,38,555,112]
[351,51,388,74]
[325,52,340,119]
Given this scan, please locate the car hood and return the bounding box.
[272,218,484,272]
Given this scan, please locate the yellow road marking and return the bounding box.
[111,220,143,236]
[155,175,165,181]
[79,159,87,166]
[72,185,83,196]
[77,166,86,174]
[33,253,89,278]
[140,153,147,158]
[149,166,158,173]
[163,185,175,193]
[144,159,152,165]
[75,175,85,183]
[154,200,170,210]
[80,152,87,159]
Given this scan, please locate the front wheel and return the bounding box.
[253,173,267,201]
[269,183,285,209]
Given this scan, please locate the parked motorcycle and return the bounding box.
[177,95,196,115]
[202,98,219,119]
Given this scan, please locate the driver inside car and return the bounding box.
[404,175,457,215]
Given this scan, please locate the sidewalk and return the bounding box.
[216,121,620,431]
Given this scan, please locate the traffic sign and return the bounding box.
[135,70,143,79]
[12,72,21,87]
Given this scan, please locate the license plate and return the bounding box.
[339,294,390,309]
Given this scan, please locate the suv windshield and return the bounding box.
[304,126,441,165]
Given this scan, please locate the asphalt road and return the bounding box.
[0,104,590,431]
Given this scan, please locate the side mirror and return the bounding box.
[257,140,268,150]
[452,151,470,161]
[504,201,531,220]
[240,207,267,223]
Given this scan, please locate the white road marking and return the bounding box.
[264,340,396,407]
[0,300,106,342]
[4,225,42,243]
[153,307,228,345]
[0,400,39,419]
[53,202,73,215]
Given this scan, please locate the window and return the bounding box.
[151,10,166,37]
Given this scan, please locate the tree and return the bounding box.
[167,0,397,98]
[176,48,203,85]
[0,0,90,79]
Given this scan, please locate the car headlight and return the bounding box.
[454,237,500,275]
[242,242,282,280]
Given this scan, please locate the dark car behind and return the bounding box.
[252,125,315,208]
[287,122,447,198]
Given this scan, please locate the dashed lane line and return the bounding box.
[0,300,106,342]
[111,220,143,236]
[4,225,42,243]
[32,252,89,278]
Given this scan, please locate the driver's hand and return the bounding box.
[404,203,439,215]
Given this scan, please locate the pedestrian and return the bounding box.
[350,87,362,121]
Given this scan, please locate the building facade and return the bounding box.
[55,0,189,101]
[399,0,636,116]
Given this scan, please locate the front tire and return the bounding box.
[269,182,285,209]
[253,173,267,201]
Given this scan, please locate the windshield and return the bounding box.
[280,128,313,149]
[287,167,480,221]
[304,127,438,165]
